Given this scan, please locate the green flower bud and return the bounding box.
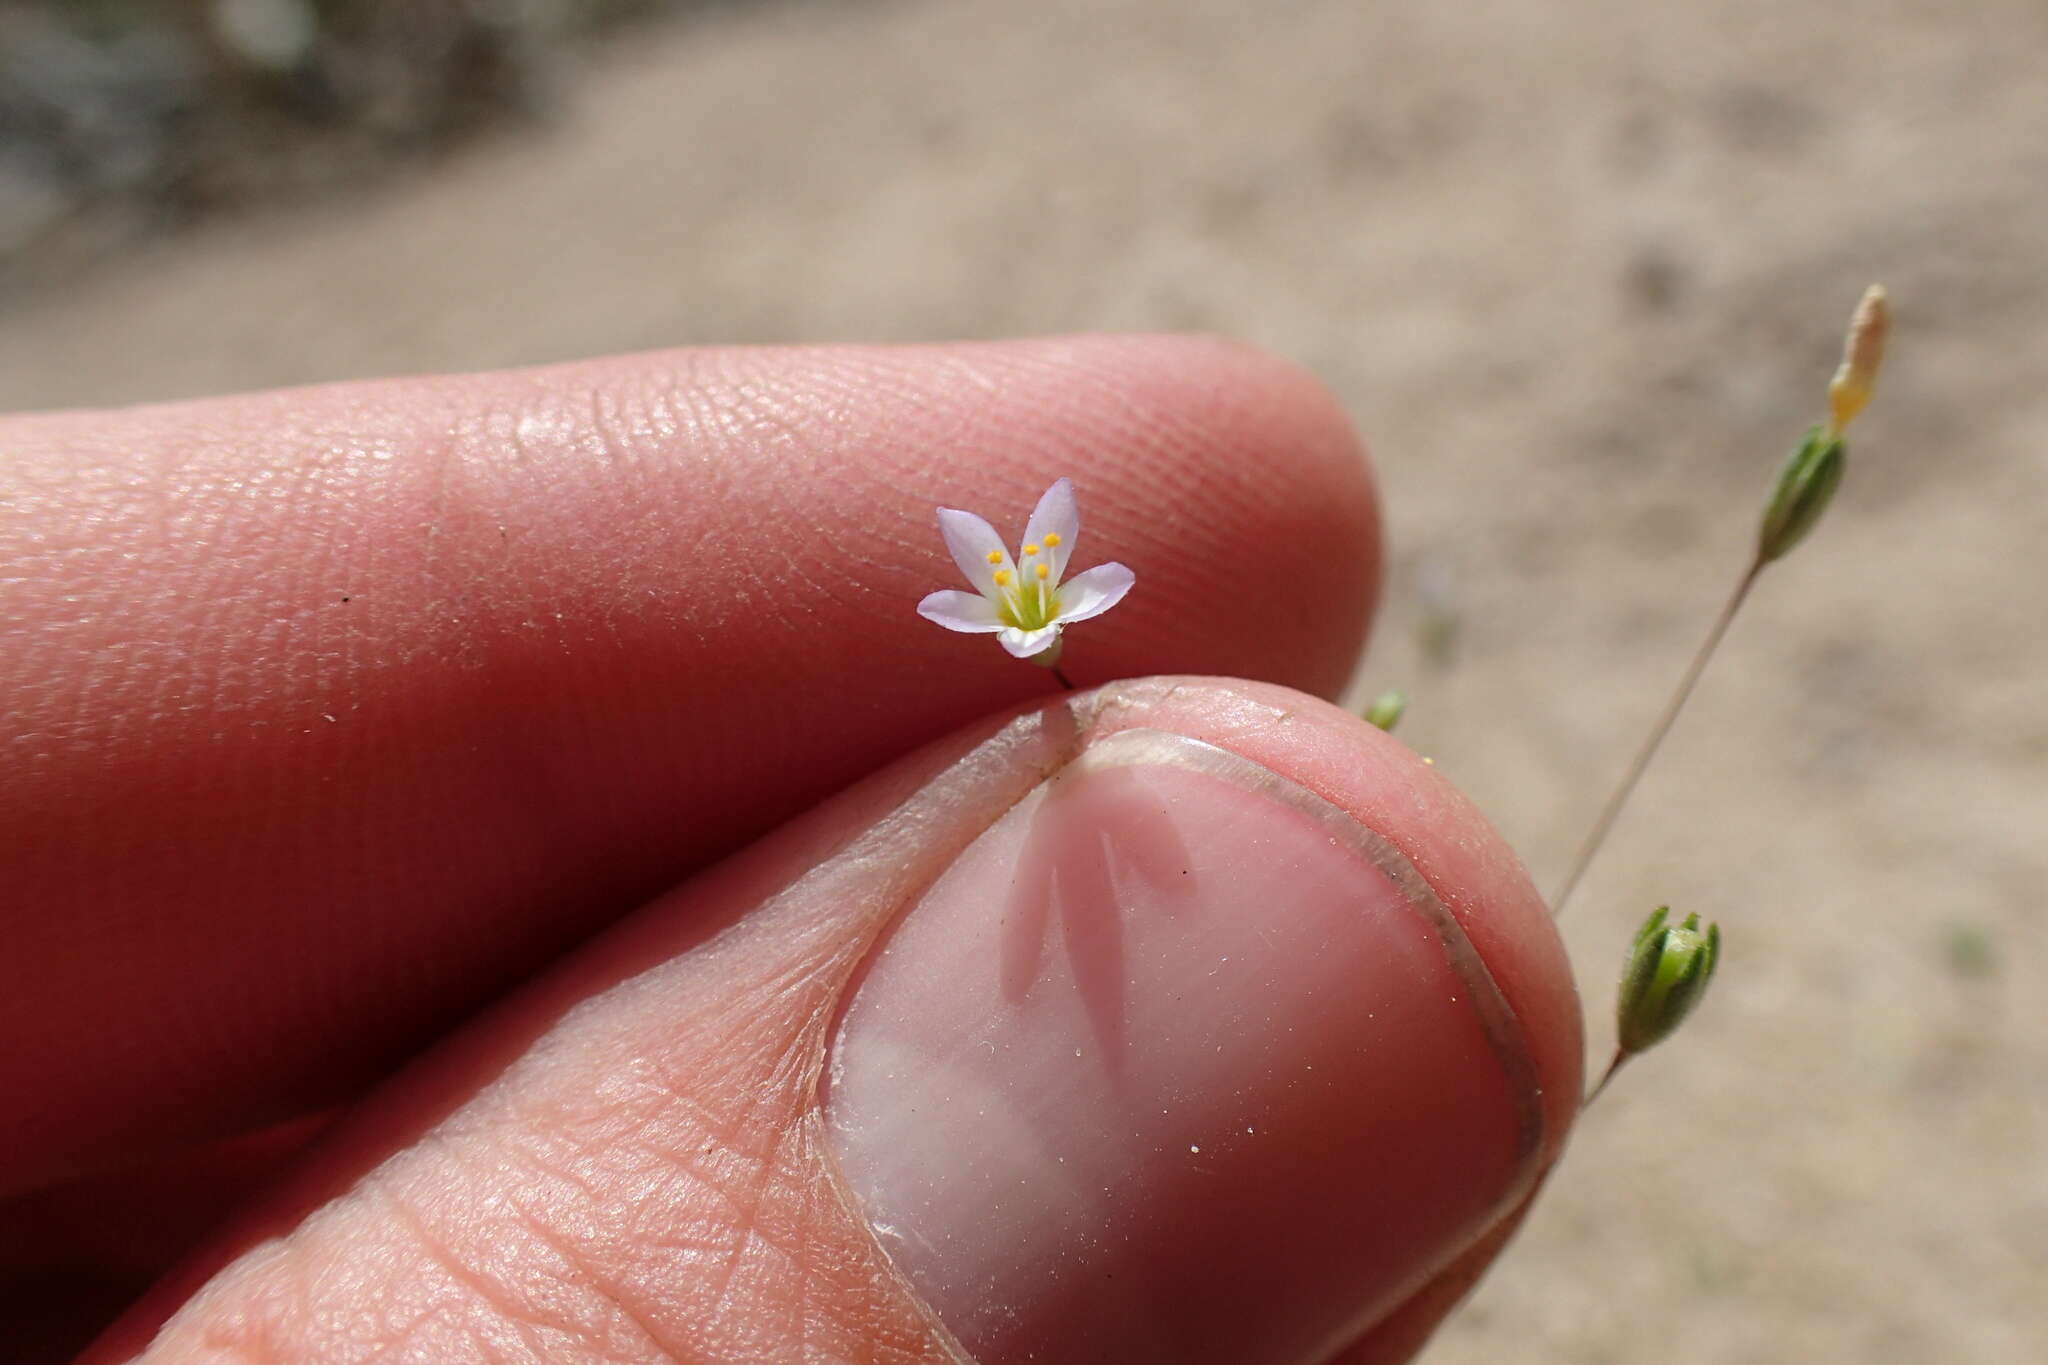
[1616,906,1721,1055]
[1364,689,1408,731]
[1757,425,1846,564]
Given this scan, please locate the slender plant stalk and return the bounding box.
[1568,287,1888,1109]
[1551,557,1764,917]
[1050,665,1077,691]
[1584,1050,1628,1108]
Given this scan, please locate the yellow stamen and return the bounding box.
[993,569,1013,586]
[985,549,1003,564]
[1043,532,1061,547]
[1034,562,1050,580]
[1022,543,1039,556]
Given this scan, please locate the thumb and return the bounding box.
[101,679,1579,1365]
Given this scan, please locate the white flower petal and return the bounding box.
[998,623,1063,658]
[918,590,1007,633]
[936,507,1014,597]
[1021,478,1079,585]
[1052,561,1134,625]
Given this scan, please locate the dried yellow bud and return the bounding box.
[1826,284,1890,436]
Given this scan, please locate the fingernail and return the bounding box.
[824,729,1545,1365]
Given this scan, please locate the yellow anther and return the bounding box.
[1022,543,1040,556]
[986,549,1003,565]
[1042,532,1061,547]
[993,568,1013,586]
[1034,562,1050,580]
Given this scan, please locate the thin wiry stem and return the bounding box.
[1551,557,1764,918]
[1051,665,1076,691]
[1584,1049,1628,1108]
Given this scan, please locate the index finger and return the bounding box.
[0,335,1380,1193]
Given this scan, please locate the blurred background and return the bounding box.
[4,0,2043,1360]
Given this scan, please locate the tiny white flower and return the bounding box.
[918,478,1135,661]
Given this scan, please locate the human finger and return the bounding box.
[0,335,1380,1195]
[90,678,1577,1364]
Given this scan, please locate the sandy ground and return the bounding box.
[4,1,2044,1360]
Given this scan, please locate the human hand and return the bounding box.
[0,337,1580,1363]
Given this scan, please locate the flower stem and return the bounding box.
[1583,1049,1628,1108]
[1551,556,1763,918]
[1050,665,1076,691]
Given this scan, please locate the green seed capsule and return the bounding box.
[1757,426,1846,564]
[1616,906,1722,1055]
[1364,689,1408,732]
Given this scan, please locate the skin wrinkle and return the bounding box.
[31,416,349,1066]
[469,419,630,644]
[893,352,1058,463]
[358,970,851,1360]
[51,462,165,753]
[695,1132,796,1345]
[367,1184,564,1364]
[759,358,875,449]
[291,1167,603,1365]
[348,1304,479,1365]
[645,371,740,517]
[495,1175,683,1362]
[662,380,834,648]
[400,386,709,907]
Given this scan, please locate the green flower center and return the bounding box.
[998,579,1058,631]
